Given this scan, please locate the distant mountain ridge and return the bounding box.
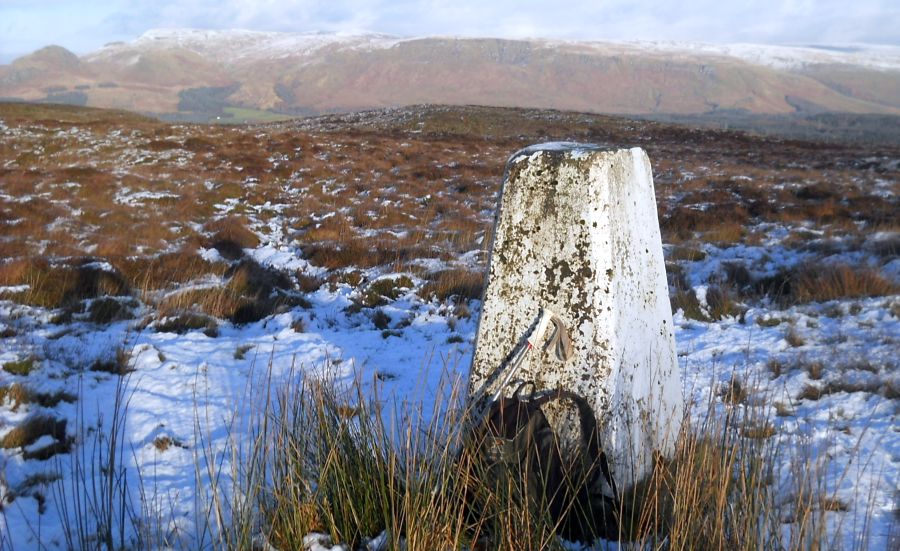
[2,29,899,121]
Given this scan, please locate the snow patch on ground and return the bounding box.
[0,221,897,550]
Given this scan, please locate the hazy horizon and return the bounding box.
[2,0,899,63]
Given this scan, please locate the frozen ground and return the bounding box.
[0,103,897,550]
[1,235,897,550]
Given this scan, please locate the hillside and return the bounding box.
[0,103,897,549]
[1,29,899,122]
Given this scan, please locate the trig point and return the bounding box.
[469,143,683,490]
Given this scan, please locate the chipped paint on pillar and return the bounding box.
[469,143,683,490]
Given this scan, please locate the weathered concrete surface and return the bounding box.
[469,143,683,490]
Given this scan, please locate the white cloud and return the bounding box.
[1,0,897,62]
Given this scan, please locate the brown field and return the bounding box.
[1,102,896,323]
[0,102,897,550]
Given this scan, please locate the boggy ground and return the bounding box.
[0,102,897,549]
[1,103,896,311]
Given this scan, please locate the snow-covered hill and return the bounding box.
[2,28,899,120]
[89,28,405,64]
[94,28,900,71]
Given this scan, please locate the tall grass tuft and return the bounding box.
[258,378,320,549]
[46,362,876,551]
[258,373,476,550]
[791,264,898,303]
[52,374,142,551]
[310,381,398,548]
[618,408,783,549]
[246,372,867,551]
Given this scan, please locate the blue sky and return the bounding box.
[1,0,898,62]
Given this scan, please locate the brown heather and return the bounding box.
[0,414,67,450]
[1,103,896,316]
[790,264,898,303]
[0,103,894,549]
[421,269,486,302]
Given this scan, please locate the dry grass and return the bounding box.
[741,423,777,439]
[0,414,67,450]
[786,325,806,347]
[368,276,414,300]
[421,269,485,302]
[156,284,308,332]
[302,234,438,272]
[298,214,357,243]
[157,287,246,321]
[671,288,707,321]
[0,383,76,411]
[0,382,34,408]
[754,263,899,306]
[90,347,134,375]
[0,258,130,309]
[790,264,898,303]
[151,435,186,453]
[236,372,856,551]
[154,311,219,336]
[661,203,750,242]
[153,257,308,325]
[797,379,886,402]
[1,103,895,322]
[702,222,746,245]
[705,285,744,321]
[204,215,261,259]
[719,376,750,405]
[88,297,138,323]
[667,246,707,262]
[117,250,228,292]
[806,361,825,380]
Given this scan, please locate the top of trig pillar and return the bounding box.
[505,142,647,184]
[506,142,642,169]
[508,141,617,160]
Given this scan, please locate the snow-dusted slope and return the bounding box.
[89,28,900,71]
[88,28,406,64]
[6,28,900,116]
[571,40,900,71]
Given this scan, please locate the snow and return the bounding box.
[87,28,406,65]
[0,120,896,547]
[21,435,56,455]
[548,39,900,71]
[198,246,226,264]
[1,225,896,549]
[248,243,322,276]
[0,285,29,294]
[673,296,899,549]
[511,141,605,160]
[83,28,900,71]
[114,188,181,207]
[0,262,479,548]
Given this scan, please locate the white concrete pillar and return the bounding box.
[469,143,683,490]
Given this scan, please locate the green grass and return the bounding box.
[218,107,294,124]
[0,101,157,124]
[2,357,36,376]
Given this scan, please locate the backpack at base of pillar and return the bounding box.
[463,383,620,544]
